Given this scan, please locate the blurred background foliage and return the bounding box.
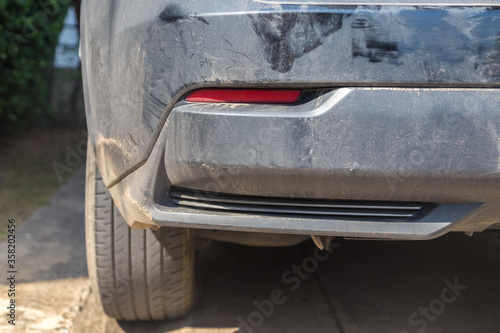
[0,0,71,131]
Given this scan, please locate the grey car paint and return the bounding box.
[82,0,500,239]
[82,1,500,185]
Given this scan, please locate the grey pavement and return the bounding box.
[2,167,500,332]
[4,167,88,283]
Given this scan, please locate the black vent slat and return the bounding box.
[172,198,417,218]
[172,191,422,211]
[170,188,425,220]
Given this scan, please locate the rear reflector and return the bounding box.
[185,89,301,104]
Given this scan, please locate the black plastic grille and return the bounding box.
[170,188,425,220]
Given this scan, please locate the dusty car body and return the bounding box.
[81,0,500,321]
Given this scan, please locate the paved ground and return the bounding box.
[1,168,500,332]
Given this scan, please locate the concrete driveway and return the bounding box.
[1,167,500,332]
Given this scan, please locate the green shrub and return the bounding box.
[0,0,70,130]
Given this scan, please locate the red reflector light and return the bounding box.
[185,89,301,104]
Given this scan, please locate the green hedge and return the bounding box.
[0,0,70,130]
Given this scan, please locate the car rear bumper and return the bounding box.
[108,87,500,240]
[83,2,500,186]
[165,88,500,202]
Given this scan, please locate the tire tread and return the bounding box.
[85,140,195,321]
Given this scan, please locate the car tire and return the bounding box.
[85,140,196,320]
